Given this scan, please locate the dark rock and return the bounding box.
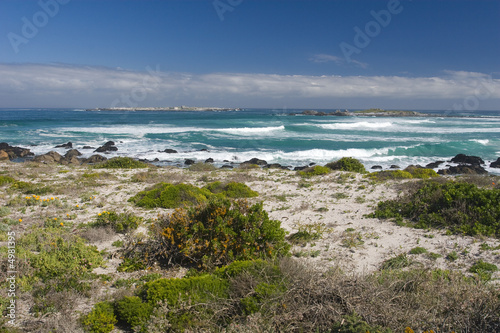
[281,165,292,170]
[390,165,400,169]
[329,110,352,116]
[184,159,195,165]
[293,166,307,171]
[0,142,34,159]
[438,165,488,175]
[450,154,484,165]
[81,154,107,164]
[199,149,209,152]
[61,156,81,165]
[371,165,383,170]
[82,146,95,149]
[308,162,316,166]
[425,161,444,169]
[220,165,233,169]
[205,158,214,163]
[242,158,267,166]
[490,157,500,168]
[55,142,72,149]
[164,149,178,154]
[223,160,230,162]
[95,141,118,153]
[64,149,82,159]
[265,163,282,169]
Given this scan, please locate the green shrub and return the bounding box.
[114,296,152,329]
[129,182,212,208]
[95,157,149,169]
[0,175,15,186]
[368,170,413,181]
[409,247,428,255]
[469,260,498,281]
[325,157,367,173]
[288,222,329,245]
[372,181,500,237]
[9,181,53,195]
[381,254,411,270]
[90,211,142,233]
[141,274,229,307]
[16,227,104,293]
[81,301,117,333]
[150,197,290,269]
[298,165,331,177]
[404,166,439,179]
[0,206,10,217]
[203,181,258,198]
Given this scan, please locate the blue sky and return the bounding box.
[0,0,499,109]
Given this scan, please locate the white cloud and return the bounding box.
[0,63,498,109]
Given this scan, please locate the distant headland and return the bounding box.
[85,106,242,112]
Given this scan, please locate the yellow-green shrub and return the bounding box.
[203,181,258,198]
[129,182,212,208]
[151,197,290,269]
[81,301,117,333]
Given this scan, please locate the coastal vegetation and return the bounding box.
[325,157,367,173]
[1,159,499,332]
[372,180,500,237]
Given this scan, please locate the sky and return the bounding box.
[0,0,499,110]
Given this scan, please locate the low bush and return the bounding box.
[404,166,439,179]
[381,254,412,270]
[325,157,367,173]
[288,222,329,246]
[148,197,290,269]
[89,211,142,233]
[114,296,153,330]
[469,260,498,281]
[409,247,428,255]
[80,301,117,333]
[128,182,212,208]
[368,170,414,181]
[298,165,331,177]
[0,175,15,186]
[203,181,258,198]
[9,181,54,195]
[372,180,500,237]
[95,157,149,169]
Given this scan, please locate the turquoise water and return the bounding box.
[1,108,499,172]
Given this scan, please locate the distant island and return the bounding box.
[85,106,242,112]
[296,108,440,117]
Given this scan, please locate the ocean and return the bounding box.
[1,108,500,173]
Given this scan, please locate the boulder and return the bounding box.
[242,158,267,166]
[184,159,195,165]
[163,149,178,154]
[94,141,118,153]
[81,154,107,164]
[265,163,282,169]
[425,161,444,169]
[0,150,9,161]
[33,151,63,164]
[293,166,307,171]
[55,142,73,149]
[64,149,82,159]
[82,146,95,149]
[450,154,484,165]
[0,142,34,159]
[490,157,500,168]
[61,156,81,165]
[438,165,488,175]
[220,165,233,169]
[204,158,214,163]
[371,165,383,170]
[390,165,400,169]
